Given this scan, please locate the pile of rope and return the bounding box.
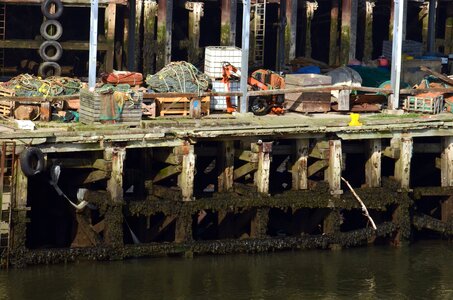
[145,61,211,93]
[3,74,82,97]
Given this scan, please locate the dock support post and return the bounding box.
[185,2,204,65]
[252,142,272,194]
[394,137,412,190]
[11,164,27,251]
[104,3,116,72]
[221,0,237,46]
[134,0,143,71]
[340,0,358,64]
[324,209,342,249]
[175,214,192,243]
[292,139,309,190]
[218,141,234,192]
[178,143,195,201]
[285,0,297,64]
[328,140,343,195]
[143,0,158,75]
[304,1,318,58]
[363,1,375,62]
[250,208,269,238]
[157,0,173,70]
[329,0,339,66]
[365,139,382,188]
[441,137,453,187]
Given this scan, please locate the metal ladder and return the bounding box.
[252,0,266,66]
[0,142,15,269]
[0,4,5,76]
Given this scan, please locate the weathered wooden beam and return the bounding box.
[104,3,116,72]
[175,215,191,242]
[83,170,110,184]
[220,0,237,46]
[250,208,269,238]
[284,0,297,63]
[235,150,258,162]
[157,0,173,70]
[253,142,272,194]
[304,1,318,58]
[0,0,126,5]
[71,213,101,247]
[233,162,257,180]
[441,196,453,222]
[178,143,195,201]
[394,137,413,190]
[292,139,309,190]
[152,185,181,201]
[0,40,110,50]
[186,2,204,64]
[363,1,375,62]
[12,162,27,250]
[143,0,158,75]
[365,139,381,188]
[328,140,342,195]
[441,136,453,187]
[218,141,234,192]
[340,0,351,64]
[329,0,339,66]
[134,0,143,70]
[309,140,329,159]
[153,165,181,183]
[105,147,126,204]
[337,89,350,111]
[307,159,329,177]
[153,150,182,165]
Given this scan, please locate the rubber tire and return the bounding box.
[39,40,63,62]
[38,62,62,78]
[19,147,45,177]
[249,96,271,116]
[41,0,64,20]
[40,20,63,41]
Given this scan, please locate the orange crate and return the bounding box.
[156,96,210,117]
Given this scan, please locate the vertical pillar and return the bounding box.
[186,2,204,65]
[157,0,172,70]
[218,141,234,192]
[365,139,382,188]
[11,163,27,250]
[250,208,269,238]
[394,137,412,190]
[340,0,351,64]
[305,1,318,58]
[441,137,453,187]
[143,0,158,75]
[420,2,429,51]
[175,214,192,242]
[441,196,453,222]
[285,0,298,64]
[253,142,272,194]
[363,1,375,62]
[445,16,453,54]
[178,143,195,201]
[134,0,143,71]
[104,3,116,72]
[389,1,394,40]
[106,147,126,204]
[221,0,237,46]
[292,139,309,190]
[328,140,342,195]
[427,0,437,53]
[329,0,339,66]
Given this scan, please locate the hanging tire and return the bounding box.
[19,147,45,177]
[39,40,63,62]
[38,62,62,78]
[41,0,64,19]
[249,96,271,116]
[40,20,63,41]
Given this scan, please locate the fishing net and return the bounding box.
[145,61,211,93]
[4,74,82,97]
[94,84,139,122]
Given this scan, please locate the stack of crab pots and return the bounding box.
[39,0,63,78]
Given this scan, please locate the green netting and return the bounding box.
[145,61,211,93]
[4,74,82,97]
[94,84,138,121]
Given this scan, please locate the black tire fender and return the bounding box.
[19,147,45,177]
[40,20,63,41]
[38,62,62,78]
[41,0,64,19]
[39,40,63,62]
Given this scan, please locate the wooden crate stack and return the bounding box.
[284,74,332,113]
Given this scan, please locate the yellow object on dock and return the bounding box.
[349,113,362,126]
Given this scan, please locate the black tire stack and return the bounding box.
[39,0,63,78]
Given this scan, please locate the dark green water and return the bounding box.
[1,241,452,299]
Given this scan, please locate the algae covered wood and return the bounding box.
[394,137,413,190]
[441,137,453,187]
[292,139,309,190]
[328,139,342,195]
[106,147,126,203]
[365,139,382,188]
[178,143,195,201]
[218,140,234,192]
[253,142,272,194]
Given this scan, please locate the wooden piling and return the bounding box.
[106,147,126,204]
[221,0,237,46]
[178,143,195,201]
[104,3,116,72]
[292,139,309,190]
[328,140,343,195]
[157,0,173,70]
[134,0,143,71]
[329,0,339,66]
[394,137,413,190]
[250,208,269,238]
[340,0,351,64]
[363,1,375,62]
[186,2,204,64]
[441,137,453,187]
[253,142,272,194]
[218,141,234,192]
[143,0,158,75]
[304,1,318,58]
[285,0,297,64]
[365,139,381,188]
[11,162,27,250]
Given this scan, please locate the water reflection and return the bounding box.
[0,241,452,299]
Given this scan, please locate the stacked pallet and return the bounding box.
[284,74,332,113]
[155,96,210,117]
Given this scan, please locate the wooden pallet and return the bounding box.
[0,100,13,117]
[156,96,210,117]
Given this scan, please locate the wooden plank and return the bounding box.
[233,162,257,180]
[0,0,126,5]
[152,185,181,201]
[0,40,109,50]
[235,150,258,162]
[178,143,195,201]
[441,137,453,187]
[337,89,350,111]
[365,139,381,188]
[253,142,272,194]
[307,159,329,177]
[292,139,309,190]
[39,102,51,122]
[218,140,234,192]
[394,137,413,190]
[153,150,182,165]
[83,170,110,184]
[152,164,181,183]
[328,140,342,195]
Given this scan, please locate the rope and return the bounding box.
[3,74,82,97]
[145,61,211,93]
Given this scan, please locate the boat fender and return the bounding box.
[41,0,64,19]
[39,41,63,62]
[40,20,63,41]
[19,147,45,177]
[38,62,62,78]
